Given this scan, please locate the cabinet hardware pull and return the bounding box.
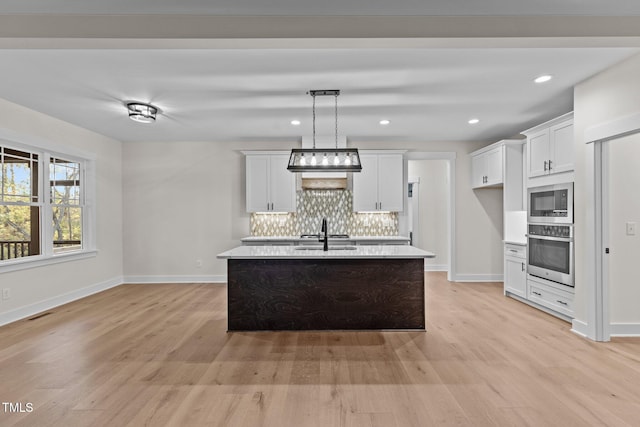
[379,202,382,209]
[521,262,525,272]
[556,300,568,306]
[509,249,517,253]
[548,160,552,170]
[532,291,542,296]
[544,160,548,171]
[267,202,270,211]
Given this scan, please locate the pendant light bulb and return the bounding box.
[334,153,340,165]
[300,154,306,166]
[322,153,329,165]
[310,154,317,166]
[345,155,351,165]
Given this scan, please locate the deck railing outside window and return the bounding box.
[0,240,81,260]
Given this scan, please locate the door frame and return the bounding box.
[583,112,640,341]
[403,152,456,281]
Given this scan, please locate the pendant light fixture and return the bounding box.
[287,90,361,172]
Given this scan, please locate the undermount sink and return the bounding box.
[295,245,357,251]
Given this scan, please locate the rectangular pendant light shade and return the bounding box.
[287,148,362,172]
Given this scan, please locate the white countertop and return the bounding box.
[240,235,411,242]
[217,244,435,259]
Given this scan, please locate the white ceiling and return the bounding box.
[0,1,639,144]
[1,0,640,16]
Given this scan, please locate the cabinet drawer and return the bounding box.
[528,280,574,317]
[504,244,526,259]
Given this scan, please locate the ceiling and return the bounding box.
[0,1,639,144]
[2,0,640,16]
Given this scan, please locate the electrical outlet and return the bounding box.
[2,288,10,300]
[195,259,203,268]
[626,222,637,236]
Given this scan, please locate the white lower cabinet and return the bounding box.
[504,243,574,321]
[527,276,574,318]
[504,244,526,298]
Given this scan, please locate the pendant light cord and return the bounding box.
[312,93,316,149]
[335,93,338,149]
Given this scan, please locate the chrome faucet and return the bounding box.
[319,217,329,251]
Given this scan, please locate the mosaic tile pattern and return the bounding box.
[250,190,399,236]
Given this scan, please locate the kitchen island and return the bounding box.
[217,245,435,331]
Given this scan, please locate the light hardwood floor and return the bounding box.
[1,272,639,426]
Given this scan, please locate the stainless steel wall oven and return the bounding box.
[527,223,574,287]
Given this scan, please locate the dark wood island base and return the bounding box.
[227,258,425,331]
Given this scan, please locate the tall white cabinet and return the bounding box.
[352,151,404,212]
[244,151,296,213]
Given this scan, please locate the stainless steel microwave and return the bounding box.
[528,183,573,224]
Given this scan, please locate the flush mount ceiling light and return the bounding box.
[468,118,480,125]
[534,74,553,84]
[290,119,301,126]
[379,119,391,125]
[287,89,362,173]
[126,102,158,124]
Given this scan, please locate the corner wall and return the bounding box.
[0,98,123,325]
[574,52,640,334]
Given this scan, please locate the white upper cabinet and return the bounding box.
[353,151,404,212]
[245,152,296,212]
[471,145,504,188]
[525,113,574,179]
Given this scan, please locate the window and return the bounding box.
[1,142,94,267]
[50,157,83,253]
[1,147,40,260]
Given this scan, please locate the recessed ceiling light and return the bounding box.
[379,119,391,125]
[468,118,480,125]
[534,74,553,84]
[290,120,301,126]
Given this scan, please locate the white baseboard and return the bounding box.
[449,274,504,283]
[0,276,123,327]
[609,323,640,337]
[424,264,448,272]
[571,319,591,339]
[123,275,227,284]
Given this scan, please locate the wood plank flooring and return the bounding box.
[0,272,639,426]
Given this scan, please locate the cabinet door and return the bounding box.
[549,121,574,175]
[246,155,270,212]
[377,154,404,212]
[485,146,504,186]
[504,256,526,298]
[352,154,379,211]
[269,154,296,212]
[527,129,550,178]
[471,154,487,188]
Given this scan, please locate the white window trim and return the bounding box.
[0,133,97,273]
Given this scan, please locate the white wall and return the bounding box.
[122,138,503,281]
[574,52,640,327]
[0,98,123,323]
[608,134,640,324]
[407,160,449,269]
[122,140,293,281]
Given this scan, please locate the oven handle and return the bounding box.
[526,234,574,243]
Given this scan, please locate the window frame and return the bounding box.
[0,137,96,273]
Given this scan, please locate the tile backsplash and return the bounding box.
[250,189,399,236]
